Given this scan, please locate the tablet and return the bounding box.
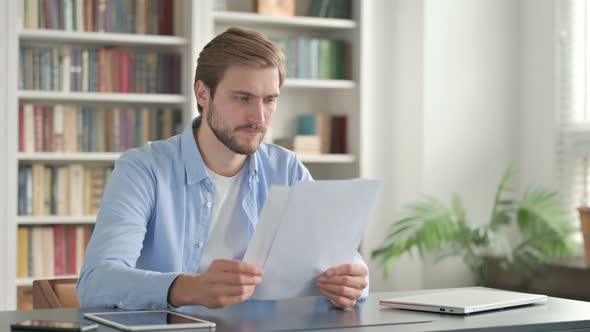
[83,310,215,331]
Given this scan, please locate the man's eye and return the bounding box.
[237,96,249,103]
[264,98,276,104]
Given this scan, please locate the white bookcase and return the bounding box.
[0,0,366,310]
[216,0,362,180]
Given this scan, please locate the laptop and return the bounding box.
[379,287,547,315]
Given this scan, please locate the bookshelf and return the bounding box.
[18,91,188,104]
[18,152,121,162]
[17,216,97,226]
[0,0,365,310]
[283,78,356,89]
[19,29,188,46]
[216,0,362,180]
[213,10,358,29]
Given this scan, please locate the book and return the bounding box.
[75,226,86,274]
[17,227,29,278]
[56,166,70,215]
[53,224,66,276]
[32,164,46,216]
[293,135,321,155]
[330,115,348,153]
[297,113,331,154]
[257,0,295,17]
[31,227,43,277]
[69,164,84,216]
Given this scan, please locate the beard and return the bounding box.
[206,102,266,155]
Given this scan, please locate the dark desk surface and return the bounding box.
[3,290,590,332]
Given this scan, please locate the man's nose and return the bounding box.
[248,99,265,124]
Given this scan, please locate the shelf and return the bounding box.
[19,29,188,46]
[18,153,355,164]
[16,275,79,287]
[283,79,355,89]
[17,91,187,104]
[214,11,357,30]
[298,154,356,163]
[18,152,121,162]
[17,216,96,225]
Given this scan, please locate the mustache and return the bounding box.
[236,124,266,132]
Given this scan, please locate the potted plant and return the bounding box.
[371,167,576,286]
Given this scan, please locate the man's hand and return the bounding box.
[315,264,368,309]
[168,259,263,309]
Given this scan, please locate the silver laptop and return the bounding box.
[379,287,547,315]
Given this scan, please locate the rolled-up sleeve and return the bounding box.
[76,151,179,309]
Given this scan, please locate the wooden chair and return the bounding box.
[32,278,79,309]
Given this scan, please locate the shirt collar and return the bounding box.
[180,116,259,185]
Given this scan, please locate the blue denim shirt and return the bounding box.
[77,117,368,309]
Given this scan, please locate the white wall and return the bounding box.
[518,0,557,191]
[362,0,523,291]
[421,0,519,288]
[361,0,425,292]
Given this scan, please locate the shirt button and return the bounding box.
[206,201,212,208]
[197,241,204,248]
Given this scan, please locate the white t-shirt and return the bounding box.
[197,165,248,274]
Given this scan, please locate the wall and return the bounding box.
[517,0,557,191]
[360,0,425,292]
[362,0,523,291]
[421,0,519,288]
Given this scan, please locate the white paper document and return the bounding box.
[243,179,383,300]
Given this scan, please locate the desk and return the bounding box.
[2,290,590,331]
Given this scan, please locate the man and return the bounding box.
[77,27,368,310]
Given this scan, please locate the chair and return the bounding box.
[32,278,80,309]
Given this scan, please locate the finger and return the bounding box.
[318,288,357,309]
[211,259,263,276]
[316,274,368,290]
[212,284,257,297]
[227,284,257,297]
[316,282,362,301]
[209,272,262,286]
[323,264,368,277]
[211,294,251,308]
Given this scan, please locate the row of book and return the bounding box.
[21,0,179,35]
[18,164,112,216]
[307,0,353,19]
[19,104,182,153]
[273,37,351,80]
[274,113,348,155]
[19,46,182,93]
[17,225,94,278]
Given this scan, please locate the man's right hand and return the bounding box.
[167,259,263,309]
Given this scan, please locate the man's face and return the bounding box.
[205,65,280,155]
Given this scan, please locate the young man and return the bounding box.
[77,28,368,310]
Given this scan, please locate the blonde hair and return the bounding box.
[194,27,286,113]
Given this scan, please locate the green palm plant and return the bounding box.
[371,167,576,285]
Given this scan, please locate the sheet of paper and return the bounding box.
[242,186,290,267]
[243,179,383,300]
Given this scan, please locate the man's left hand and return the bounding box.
[315,264,368,309]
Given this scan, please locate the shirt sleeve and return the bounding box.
[293,154,313,183]
[76,151,180,309]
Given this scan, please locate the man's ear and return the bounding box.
[195,81,210,110]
